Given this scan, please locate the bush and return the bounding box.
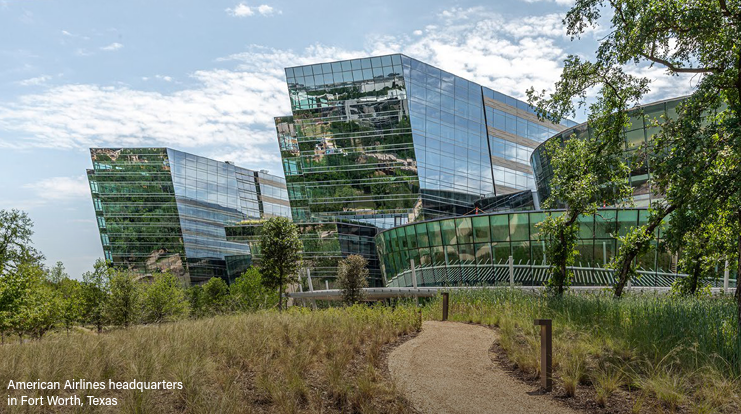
[140,272,189,323]
[337,255,369,305]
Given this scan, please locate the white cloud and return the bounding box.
[17,75,52,86]
[227,3,254,17]
[227,3,279,17]
[521,0,575,6]
[23,175,90,201]
[413,30,423,36]
[100,42,123,51]
[0,6,696,170]
[256,4,277,16]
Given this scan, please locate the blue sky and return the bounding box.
[0,0,694,278]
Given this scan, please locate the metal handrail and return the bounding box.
[385,261,738,289]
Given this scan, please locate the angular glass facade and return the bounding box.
[87,148,290,284]
[225,220,381,286]
[531,97,685,207]
[277,54,576,228]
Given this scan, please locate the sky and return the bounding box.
[0,0,696,279]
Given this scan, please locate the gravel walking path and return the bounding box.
[388,321,577,414]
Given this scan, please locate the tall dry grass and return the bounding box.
[0,305,420,414]
[426,289,741,413]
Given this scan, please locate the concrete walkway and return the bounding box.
[388,321,577,414]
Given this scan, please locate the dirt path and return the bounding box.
[388,321,577,414]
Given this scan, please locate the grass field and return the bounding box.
[426,289,741,413]
[1,305,420,414]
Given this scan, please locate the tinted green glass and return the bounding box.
[595,210,617,238]
[576,240,594,266]
[529,212,545,240]
[441,220,457,245]
[445,245,459,265]
[456,217,473,245]
[406,225,417,249]
[472,216,490,243]
[491,242,510,263]
[419,247,432,266]
[428,221,443,246]
[458,243,475,263]
[511,241,529,263]
[490,214,509,241]
[509,213,529,241]
[618,210,639,237]
[475,243,492,264]
[416,223,429,247]
[531,240,547,265]
[578,215,594,238]
[431,245,445,264]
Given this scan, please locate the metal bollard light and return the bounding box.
[441,292,449,321]
[534,319,552,392]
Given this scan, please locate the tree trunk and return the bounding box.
[278,269,284,312]
[689,258,701,295]
[614,204,676,297]
[735,210,741,341]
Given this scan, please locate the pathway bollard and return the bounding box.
[441,292,449,321]
[534,319,552,392]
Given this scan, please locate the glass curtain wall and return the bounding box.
[532,97,684,206]
[376,208,678,284]
[88,148,188,280]
[89,148,289,284]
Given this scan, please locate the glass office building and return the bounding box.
[531,97,685,207]
[226,219,381,286]
[87,148,290,284]
[276,54,576,229]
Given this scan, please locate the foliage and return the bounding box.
[528,0,741,306]
[0,209,44,276]
[201,276,229,314]
[81,258,113,333]
[57,276,83,334]
[337,254,369,305]
[46,261,68,284]
[140,272,189,323]
[106,270,140,327]
[229,267,276,311]
[259,217,303,311]
[11,263,60,341]
[533,125,632,295]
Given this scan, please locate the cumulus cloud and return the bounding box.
[0,6,696,171]
[17,75,52,86]
[100,42,123,51]
[227,3,279,17]
[520,0,575,6]
[23,175,90,201]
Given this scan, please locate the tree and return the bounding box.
[186,285,206,318]
[229,267,276,312]
[527,0,741,308]
[140,272,189,323]
[0,261,35,343]
[106,270,140,327]
[0,209,44,276]
[57,277,83,335]
[258,217,303,311]
[337,255,369,305]
[46,261,68,285]
[537,135,633,294]
[81,259,113,333]
[8,262,59,342]
[201,277,229,314]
